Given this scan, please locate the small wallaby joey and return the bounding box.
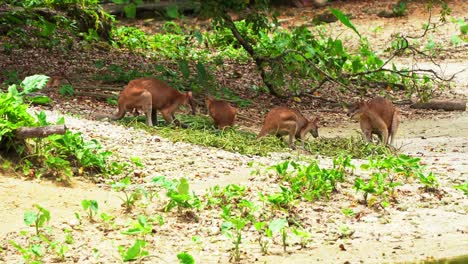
[347,96,400,145]
[205,97,238,129]
[257,107,319,149]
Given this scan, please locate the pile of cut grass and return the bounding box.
[118,114,392,158]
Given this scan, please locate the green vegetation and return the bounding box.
[355,154,439,207]
[119,114,392,158]
[0,75,117,181]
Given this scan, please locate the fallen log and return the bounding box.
[410,99,466,111]
[15,125,67,139]
[102,1,200,16]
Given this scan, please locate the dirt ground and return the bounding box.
[1,0,468,263]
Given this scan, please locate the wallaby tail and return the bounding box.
[95,105,126,121]
[110,104,126,120]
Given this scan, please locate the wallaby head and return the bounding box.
[347,100,367,118]
[304,116,320,138]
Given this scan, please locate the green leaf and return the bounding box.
[24,211,37,226]
[122,239,146,261]
[329,8,361,38]
[178,60,191,79]
[194,30,203,44]
[177,252,195,264]
[177,178,190,195]
[269,218,287,233]
[166,5,179,19]
[124,3,137,19]
[29,95,52,105]
[20,75,49,95]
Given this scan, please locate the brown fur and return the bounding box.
[110,85,153,126]
[125,78,196,126]
[205,97,238,129]
[257,107,319,149]
[46,76,62,89]
[347,97,400,145]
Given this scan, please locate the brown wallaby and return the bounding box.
[347,96,400,145]
[127,78,196,126]
[116,77,195,126]
[108,84,153,126]
[257,107,319,149]
[205,97,238,129]
[46,76,62,89]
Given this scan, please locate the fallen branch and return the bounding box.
[102,1,200,16]
[410,100,466,111]
[15,125,67,139]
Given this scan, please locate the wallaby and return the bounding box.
[257,107,319,149]
[107,84,153,126]
[46,76,62,89]
[127,78,196,126]
[347,96,400,145]
[205,97,238,129]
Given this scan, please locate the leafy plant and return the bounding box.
[1,75,116,180]
[221,217,247,262]
[24,204,51,236]
[119,239,148,262]
[119,215,153,263]
[81,199,99,222]
[112,177,143,213]
[269,218,289,252]
[58,84,75,96]
[454,183,468,195]
[153,176,201,214]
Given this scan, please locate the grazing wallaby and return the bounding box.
[205,97,238,129]
[108,85,153,126]
[257,107,319,149]
[347,96,400,145]
[127,78,196,126]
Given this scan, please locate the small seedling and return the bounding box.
[118,239,148,263]
[120,215,154,263]
[81,199,99,222]
[24,204,50,236]
[454,183,468,195]
[291,227,312,248]
[112,177,142,213]
[341,208,355,217]
[221,218,247,262]
[269,218,289,252]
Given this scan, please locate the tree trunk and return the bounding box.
[410,100,466,111]
[15,125,67,139]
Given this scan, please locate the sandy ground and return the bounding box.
[1,108,467,264]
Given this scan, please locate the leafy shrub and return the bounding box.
[0,75,116,180]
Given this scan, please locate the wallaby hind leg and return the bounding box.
[287,123,298,149]
[389,110,400,145]
[151,108,158,126]
[360,117,373,142]
[138,90,153,126]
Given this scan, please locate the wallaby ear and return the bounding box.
[187,91,193,98]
